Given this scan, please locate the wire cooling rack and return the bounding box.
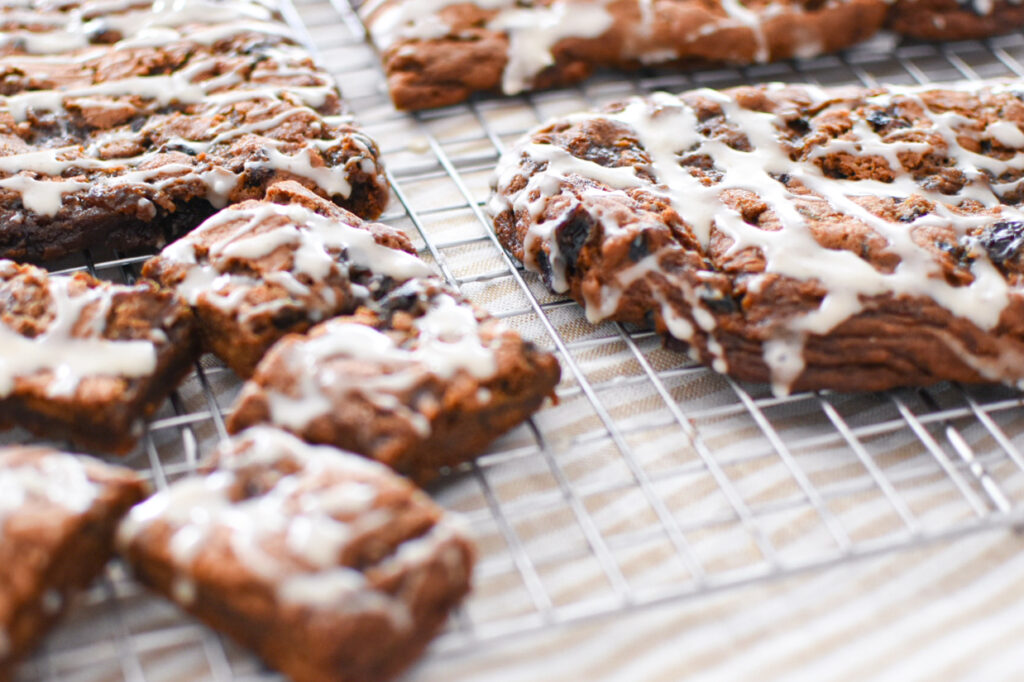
[13,3,1024,680]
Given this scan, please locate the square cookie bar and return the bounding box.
[0,0,387,262]
[227,278,561,483]
[0,260,197,453]
[118,426,474,682]
[142,181,434,377]
[0,446,146,681]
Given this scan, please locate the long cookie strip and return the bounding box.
[360,0,887,110]
[887,0,1024,40]
[143,181,435,378]
[0,446,146,682]
[227,279,561,483]
[118,426,474,682]
[490,81,1024,394]
[0,0,387,262]
[0,260,197,453]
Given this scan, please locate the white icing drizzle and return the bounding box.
[362,0,840,93]
[118,426,466,626]
[363,0,613,94]
[0,0,381,216]
[0,262,158,397]
[0,450,100,533]
[490,80,1024,393]
[264,286,499,435]
[157,201,434,319]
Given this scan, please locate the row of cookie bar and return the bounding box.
[144,181,561,482]
[0,180,558,482]
[0,427,474,682]
[490,79,1024,395]
[360,0,1024,111]
[0,0,388,262]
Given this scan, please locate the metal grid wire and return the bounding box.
[13,3,1024,680]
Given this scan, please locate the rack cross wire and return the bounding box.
[12,2,1024,679]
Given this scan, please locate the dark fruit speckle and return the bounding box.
[979,220,1024,263]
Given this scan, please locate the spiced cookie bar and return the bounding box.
[0,260,197,452]
[0,446,146,681]
[118,426,474,682]
[142,181,433,377]
[888,0,1024,40]
[227,279,561,482]
[491,80,1024,394]
[360,0,887,110]
[0,0,387,262]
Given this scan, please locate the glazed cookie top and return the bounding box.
[118,426,470,622]
[252,278,503,437]
[490,80,1024,392]
[0,260,187,398]
[0,0,385,220]
[147,181,433,328]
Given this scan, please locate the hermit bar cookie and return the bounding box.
[0,0,387,262]
[0,446,146,681]
[360,0,887,110]
[888,0,1024,40]
[118,426,474,682]
[227,279,561,482]
[0,260,197,452]
[490,80,1024,394]
[142,181,434,378]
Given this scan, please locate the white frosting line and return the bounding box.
[0,450,100,532]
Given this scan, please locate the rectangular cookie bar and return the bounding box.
[0,260,197,453]
[118,426,474,682]
[227,278,561,483]
[0,446,146,681]
[142,181,434,378]
[360,0,886,110]
[489,80,1024,394]
[0,0,387,262]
